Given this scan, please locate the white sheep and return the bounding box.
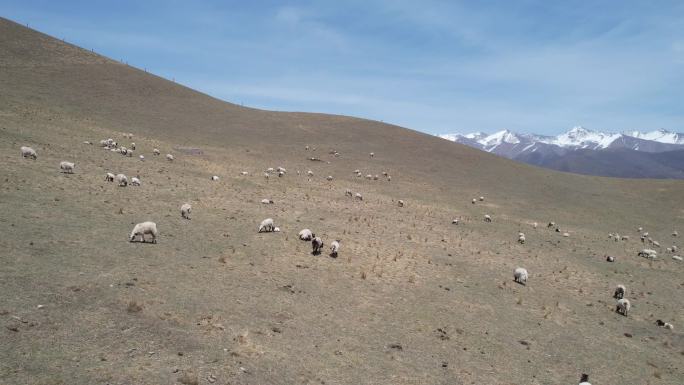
[261,199,274,204]
[369,152,374,157]
[105,172,115,182]
[354,192,363,201]
[273,227,281,232]
[298,229,313,241]
[562,232,570,237]
[312,236,324,255]
[278,171,285,177]
[671,245,678,253]
[20,146,37,159]
[613,284,626,299]
[307,170,314,177]
[130,142,136,150]
[479,196,484,201]
[211,175,219,181]
[115,173,128,187]
[326,175,333,181]
[673,230,678,237]
[518,233,526,244]
[129,221,158,243]
[621,235,630,241]
[638,249,657,259]
[83,141,92,145]
[484,214,492,222]
[387,176,391,181]
[547,222,555,228]
[131,177,141,186]
[59,161,75,174]
[153,149,160,156]
[471,198,476,204]
[353,169,360,174]
[514,267,528,285]
[606,255,615,262]
[672,255,682,261]
[365,174,372,180]
[139,155,145,161]
[258,218,275,233]
[532,222,538,229]
[452,219,459,225]
[373,175,379,180]
[398,200,404,207]
[166,154,174,161]
[616,298,630,316]
[277,167,287,174]
[345,189,353,197]
[330,240,340,258]
[181,203,192,219]
[241,171,249,176]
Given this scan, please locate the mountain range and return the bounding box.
[440,127,684,179]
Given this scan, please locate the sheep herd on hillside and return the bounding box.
[19,135,681,383]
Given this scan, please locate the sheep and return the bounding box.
[479,196,484,201]
[153,149,160,156]
[652,240,661,248]
[513,267,528,285]
[129,221,158,243]
[672,245,678,253]
[563,232,570,237]
[613,285,626,299]
[131,177,141,186]
[369,152,374,157]
[261,199,274,204]
[211,175,219,181]
[638,249,657,259]
[672,255,682,261]
[532,222,538,229]
[616,298,631,316]
[656,320,674,329]
[139,155,145,161]
[637,226,643,232]
[180,203,192,219]
[311,237,324,255]
[298,229,313,241]
[387,176,391,182]
[307,170,314,177]
[330,240,340,258]
[398,200,404,207]
[59,161,75,174]
[20,146,37,159]
[373,175,379,180]
[518,232,526,244]
[452,219,459,225]
[278,171,285,177]
[266,167,275,174]
[83,141,92,145]
[471,198,476,204]
[273,227,281,232]
[354,193,363,201]
[115,173,128,187]
[305,145,310,150]
[579,373,591,385]
[241,171,249,176]
[365,174,372,180]
[326,175,333,181]
[277,167,287,174]
[547,222,555,228]
[621,235,629,241]
[345,189,353,197]
[484,214,492,222]
[606,255,615,262]
[258,218,275,233]
[126,149,134,157]
[353,169,360,174]
[673,230,678,237]
[130,142,136,150]
[166,154,174,161]
[105,172,115,182]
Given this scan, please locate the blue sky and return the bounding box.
[2,1,683,135]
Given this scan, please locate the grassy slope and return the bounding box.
[1,17,683,385]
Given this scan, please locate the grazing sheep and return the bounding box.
[273,227,281,232]
[326,175,333,181]
[240,171,249,176]
[126,149,133,157]
[673,230,678,237]
[277,167,287,174]
[139,155,145,161]
[115,173,128,187]
[652,240,661,248]
[305,145,310,150]
[613,285,626,299]
[579,373,591,385]
[83,141,92,145]
[211,175,219,181]
[277,171,285,177]
[547,222,555,228]
[153,149,160,155]
[672,255,682,261]
[518,233,526,244]
[563,232,570,237]
[398,200,404,207]
[452,219,459,225]
[471,198,476,204]
[638,249,657,259]
[616,298,631,316]
[369,152,374,157]
[130,143,136,150]
[131,177,141,186]
[129,221,158,243]
[637,227,643,232]
[479,196,484,201]
[20,146,37,159]
[330,240,340,258]
[672,245,678,253]
[59,161,75,174]
[166,154,174,161]
[606,255,615,262]
[311,237,324,255]
[105,172,115,182]
[258,218,275,233]
[181,203,192,219]
[354,193,363,201]
[307,170,314,177]
[484,214,492,222]
[665,323,674,329]
[514,267,528,285]
[387,176,391,181]
[373,175,379,180]
[365,174,372,180]
[261,199,274,204]
[345,189,353,197]
[298,229,313,241]
[532,222,538,229]
[621,235,629,241]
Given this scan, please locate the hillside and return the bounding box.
[1,17,683,385]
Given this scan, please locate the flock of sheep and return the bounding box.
[20,135,680,383]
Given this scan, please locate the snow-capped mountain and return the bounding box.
[439,127,684,179]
